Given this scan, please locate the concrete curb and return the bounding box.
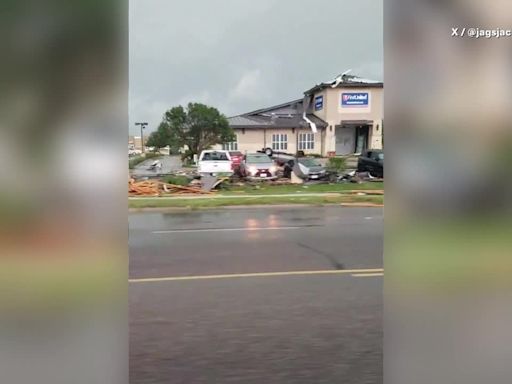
[339,203,384,208]
[128,190,384,200]
[128,203,384,213]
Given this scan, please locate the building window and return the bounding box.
[272,134,288,150]
[222,141,238,151]
[298,133,315,150]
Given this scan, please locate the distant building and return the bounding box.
[217,73,383,156]
[128,136,143,151]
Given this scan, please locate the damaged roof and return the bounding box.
[304,73,383,95]
[228,72,381,130]
[228,99,328,129]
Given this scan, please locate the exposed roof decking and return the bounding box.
[228,99,327,129]
[304,74,383,95]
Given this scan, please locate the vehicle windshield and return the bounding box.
[246,154,272,163]
[202,152,229,161]
[376,152,384,160]
[298,158,321,167]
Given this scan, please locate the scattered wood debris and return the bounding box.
[128,179,212,196]
[128,179,159,196]
[161,182,213,195]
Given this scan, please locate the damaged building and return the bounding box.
[219,72,383,157]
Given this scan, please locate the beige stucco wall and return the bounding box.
[220,86,383,157]
[212,131,269,153]
[239,128,323,155]
[312,86,383,154]
[321,87,383,122]
[215,127,323,155]
[370,119,383,149]
[237,129,267,153]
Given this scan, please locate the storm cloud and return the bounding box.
[129,0,383,134]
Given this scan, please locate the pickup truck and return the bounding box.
[198,150,234,176]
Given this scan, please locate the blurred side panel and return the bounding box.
[385,0,512,383]
[0,1,127,383]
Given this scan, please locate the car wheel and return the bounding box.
[264,147,273,156]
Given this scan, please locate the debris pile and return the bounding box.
[338,171,383,183]
[200,176,230,192]
[161,183,212,195]
[128,180,159,196]
[128,179,212,196]
[172,169,199,178]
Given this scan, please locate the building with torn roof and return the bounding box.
[217,72,383,157]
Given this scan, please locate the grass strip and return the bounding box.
[129,195,383,209]
[219,182,383,195]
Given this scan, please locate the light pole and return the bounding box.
[135,122,148,153]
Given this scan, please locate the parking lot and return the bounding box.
[130,206,382,383]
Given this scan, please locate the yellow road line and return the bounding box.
[129,268,384,283]
[351,273,384,277]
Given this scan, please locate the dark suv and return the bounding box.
[357,150,384,177]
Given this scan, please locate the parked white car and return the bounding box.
[198,150,233,176]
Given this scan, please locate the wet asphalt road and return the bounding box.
[130,207,383,383]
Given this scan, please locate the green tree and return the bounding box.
[160,103,234,160]
[145,126,169,151]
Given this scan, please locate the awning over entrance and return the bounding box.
[340,120,373,127]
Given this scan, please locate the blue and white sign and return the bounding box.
[341,92,369,107]
[314,95,323,111]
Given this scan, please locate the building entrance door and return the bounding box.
[335,126,355,155]
[355,125,369,154]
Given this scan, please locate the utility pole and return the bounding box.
[135,122,148,153]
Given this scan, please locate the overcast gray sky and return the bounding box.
[129,0,383,134]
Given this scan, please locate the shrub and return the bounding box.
[144,152,161,160]
[162,175,190,186]
[129,156,144,169]
[180,149,195,163]
[327,157,347,174]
